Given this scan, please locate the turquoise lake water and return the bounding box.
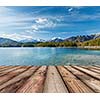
[0,47,100,66]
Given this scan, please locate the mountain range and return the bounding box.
[0,38,21,47]
[0,34,100,47]
[49,34,100,42]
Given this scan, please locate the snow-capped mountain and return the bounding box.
[49,37,64,42]
[93,34,100,39]
[20,38,45,43]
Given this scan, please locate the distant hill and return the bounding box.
[0,38,21,47]
[65,35,96,42]
[48,34,100,43]
[81,38,100,46]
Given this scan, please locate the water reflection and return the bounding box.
[0,47,99,65]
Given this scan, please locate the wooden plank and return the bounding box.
[0,66,28,76]
[94,65,100,67]
[80,66,100,74]
[72,66,100,80]
[82,65,100,71]
[0,66,30,86]
[0,67,39,92]
[0,66,14,69]
[0,66,39,92]
[0,65,99,93]
[0,66,10,69]
[57,66,93,93]
[0,66,17,72]
[0,66,29,72]
[17,66,47,93]
[90,65,100,71]
[0,78,29,93]
[65,66,100,93]
[43,66,68,93]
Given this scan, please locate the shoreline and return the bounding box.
[0,46,100,49]
[78,46,100,50]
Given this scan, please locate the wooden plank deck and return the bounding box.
[0,65,100,93]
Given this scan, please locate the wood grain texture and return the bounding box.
[0,66,30,86]
[43,66,68,93]
[0,66,17,72]
[57,66,93,93]
[0,66,39,92]
[0,66,29,76]
[65,66,100,93]
[72,66,100,80]
[80,66,100,74]
[17,66,47,93]
[0,65,99,93]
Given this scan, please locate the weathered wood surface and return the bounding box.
[0,66,39,92]
[65,66,100,92]
[72,66,100,80]
[57,66,93,93]
[17,66,47,93]
[43,66,68,93]
[0,65,99,93]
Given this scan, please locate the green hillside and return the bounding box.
[81,38,100,46]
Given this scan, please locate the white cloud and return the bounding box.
[0,7,57,35]
[0,33,33,41]
[30,18,56,32]
[35,18,48,24]
[51,37,62,40]
[68,8,73,12]
[0,7,34,31]
[0,7,14,15]
[31,25,39,31]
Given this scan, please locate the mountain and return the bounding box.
[36,39,45,42]
[20,39,38,43]
[0,33,100,47]
[20,38,45,43]
[49,37,64,42]
[93,34,100,39]
[82,38,100,46]
[0,38,21,47]
[65,34,97,42]
[20,34,100,44]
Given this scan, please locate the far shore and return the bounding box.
[78,46,100,50]
[0,46,100,50]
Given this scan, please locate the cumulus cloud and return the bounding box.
[30,18,56,32]
[1,6,100,41]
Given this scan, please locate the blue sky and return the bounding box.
[0,6,100,41]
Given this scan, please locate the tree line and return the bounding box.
[22,38,100,47]
[0,38,100,47]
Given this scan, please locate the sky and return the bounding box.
[0,6,100,41]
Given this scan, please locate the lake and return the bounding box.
[0,47,100,66]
